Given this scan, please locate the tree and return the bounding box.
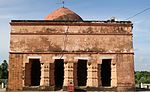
[0,60,8,79]
[0,66,2,79]
[135,71,150,84]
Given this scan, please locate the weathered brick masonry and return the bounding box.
[8,7,135,91]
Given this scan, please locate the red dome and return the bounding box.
[45,7,83,21]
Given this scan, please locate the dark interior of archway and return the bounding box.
[54,59,64,90]
[31,59,41,86]
[101,59,111,86]
[77,59,87,86]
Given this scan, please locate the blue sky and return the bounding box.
[0,0,150,71]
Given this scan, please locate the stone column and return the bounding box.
[111,59,117,87]
[40,63,44,86]
[87,60,99,87]
[87,61,93,87]
[92,63,98,87]
[40,63,50,86]
[63,60,74,87]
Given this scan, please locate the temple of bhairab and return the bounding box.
[7,7,135,91]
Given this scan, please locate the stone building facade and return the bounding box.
[8,7,135,91]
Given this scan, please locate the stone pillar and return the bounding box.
[87,61,93,87]
[87,60,98,87]
[40,63,44,86]
[63,61,74,87]
[40,63,50,86]
[92,63,98,87]
[111,59,117,87]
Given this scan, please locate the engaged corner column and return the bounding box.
[40,63,50,86]
[63,59,74,87]
[111,59,117,87]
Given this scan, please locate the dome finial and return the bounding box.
[56,0,65,8]
[62,1,65,8]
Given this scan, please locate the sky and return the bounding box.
[0,0,150,71]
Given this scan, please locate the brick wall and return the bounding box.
[116,54,135,87]
[8,54,23,91]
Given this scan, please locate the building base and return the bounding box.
[7,86,136,91]
[23,86,55,91]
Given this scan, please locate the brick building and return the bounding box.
[8,7,135,91]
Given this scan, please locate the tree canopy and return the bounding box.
[0,60,8,79]
[135,71,150,84]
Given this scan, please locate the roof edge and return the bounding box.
[10,20,132,23]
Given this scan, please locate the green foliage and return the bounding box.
[135,71,150,84]
[0,60,8,79]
